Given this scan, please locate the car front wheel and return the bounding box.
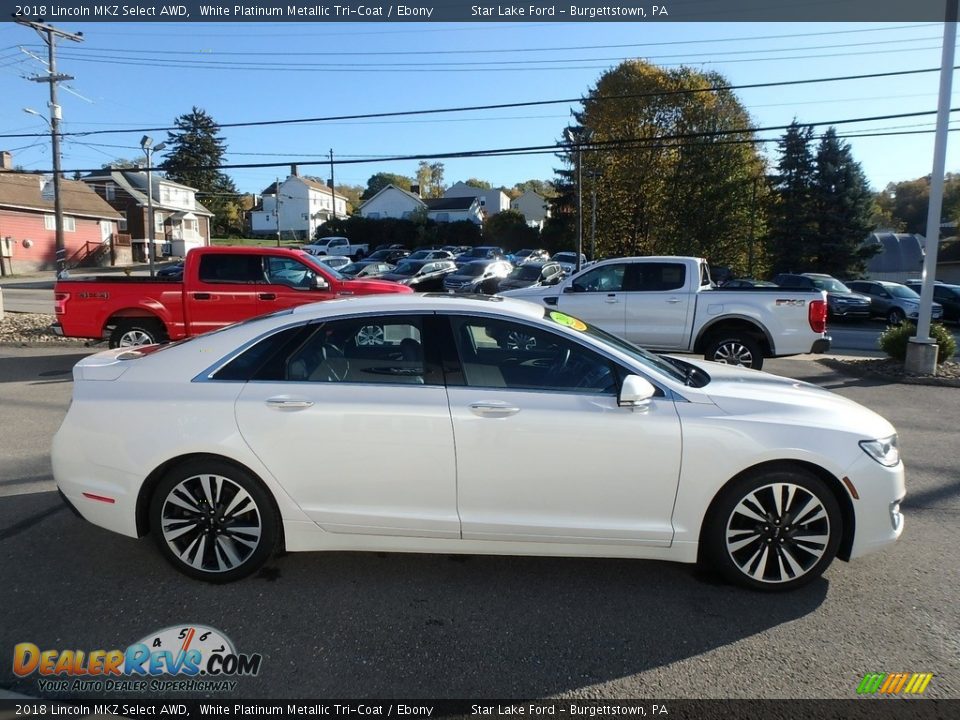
[150,460,279,583]
[703,468,842,591]
[887,308,906,325]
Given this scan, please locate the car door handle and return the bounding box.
[258,293,277,301]
[469,402,520,418]
[193,293,211,300]
[265,397,314,410]
[605,294,619,304]
[665,297,681,304]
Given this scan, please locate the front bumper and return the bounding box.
[830,306,871,318]
[844,452,906,561]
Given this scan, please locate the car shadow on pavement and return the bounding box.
[0,491,829,699]
[0,354,90,384]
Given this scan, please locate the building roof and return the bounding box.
[863,232,926,274]
[0,172,121,220]
[81,169,213,216]
[424,196,477,212]
[357,184,425,211]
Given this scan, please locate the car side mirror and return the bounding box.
[314,275,330,291]
[619,375,656,408]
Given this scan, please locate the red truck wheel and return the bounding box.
[109,319,168,348]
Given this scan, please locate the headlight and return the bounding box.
[860,434,900,467]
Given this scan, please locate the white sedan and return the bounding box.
[52,295,905,590]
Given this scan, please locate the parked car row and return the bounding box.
[721,272,949,325]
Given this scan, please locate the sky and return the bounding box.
[1,20,959,198]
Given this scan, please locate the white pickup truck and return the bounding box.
[499,256,830,370]
[301,236,369,259]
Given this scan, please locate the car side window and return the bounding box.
[264,256,317,289]
[256,315,438,385]
[572,264,626,293]
[211,325,313,381]
[448,316,618,395]
[625,262,687,292]
[198,254,263,284]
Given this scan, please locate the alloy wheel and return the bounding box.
[356,325,385,346]
[724,482,831,585]
[712,341,754,367]
[117,329,155,347]
[160,474,262,574]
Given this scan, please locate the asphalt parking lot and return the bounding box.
[0,346,957,700]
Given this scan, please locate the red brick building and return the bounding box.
[0,164,122,275]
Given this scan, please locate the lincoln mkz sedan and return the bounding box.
[53,295,905,590]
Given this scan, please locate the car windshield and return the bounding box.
[809,277,851,293]
[301,253,344,280]
[407,251,429,260]
[462,263,488,277]
[341,262,364,274]
[541,309,694,385]
[368,250,394,260]
[887,284,919,299]
[392,261,424,276]
[510,266,541,280]
[554,253,576,263]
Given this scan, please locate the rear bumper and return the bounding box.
[811,337,831,354]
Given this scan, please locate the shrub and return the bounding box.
[879,321,957,364]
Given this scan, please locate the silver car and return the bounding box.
[846,280,943,325]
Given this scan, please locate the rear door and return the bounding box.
[622,261,693,349]
[555,262,629,336]
[187,253,264,335]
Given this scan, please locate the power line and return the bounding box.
[1,65,955,141]
[37,107,960,177]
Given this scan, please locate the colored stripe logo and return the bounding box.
[857,673,933,695]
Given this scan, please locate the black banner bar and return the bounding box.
[4,1,957,24]
[0,699,957,720]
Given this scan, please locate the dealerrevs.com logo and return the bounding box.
[13,624,262,693]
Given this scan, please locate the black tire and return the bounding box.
[702,467,842,592]
[887,307,906,325]
[108,319,168,349]
[354,249,366,261]
[149,459,279,583]
[704,333,764,370]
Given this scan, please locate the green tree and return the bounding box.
[160,107,242,235]
[428,162,445,198]
[767,122,818,274]
[483,209,538,250]
[335,184,365,213]
[361,172,413,201]
[811,128,877,277]
[463,178,492,189]
[563,61,765,268]
[510,179,555,200]
[416,161,432,196]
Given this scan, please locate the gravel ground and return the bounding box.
[819,356,960,387]
[0,312,91,346]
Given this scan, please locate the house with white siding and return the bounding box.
[357,185,425,220]
[510,190,551,229]
[424,196,483,225]
[251,169,348,240]
[444,181,509,217]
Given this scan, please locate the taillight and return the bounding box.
[809,299,827,333]
[54,292,69,315]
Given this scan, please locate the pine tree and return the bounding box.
[160,107,242,236]
[813,128,877,277]
[767,122,818,274]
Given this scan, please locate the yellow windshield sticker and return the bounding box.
[549,311,587,332]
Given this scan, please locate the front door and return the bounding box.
[443,314,682,546]
[555,262,629,337]
[261,254,336,312]
[234,314,460,538]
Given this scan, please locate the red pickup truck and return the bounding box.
[53,246,412,347]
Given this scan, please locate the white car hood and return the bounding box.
[680,359,896,439]
[499,284,555,300]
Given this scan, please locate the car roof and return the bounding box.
[287,292,545,321]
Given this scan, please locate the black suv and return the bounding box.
[773,273,871,320]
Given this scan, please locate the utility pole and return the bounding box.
[275,177,281,247]
[747,175,758,278]
[17,20,84,278]
[328,149,336,225]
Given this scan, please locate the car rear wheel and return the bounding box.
[887,308,906,325]
[109,319,167,348]
[703,468,841,591]
[150,460,279,583]
[704,334,764,370]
